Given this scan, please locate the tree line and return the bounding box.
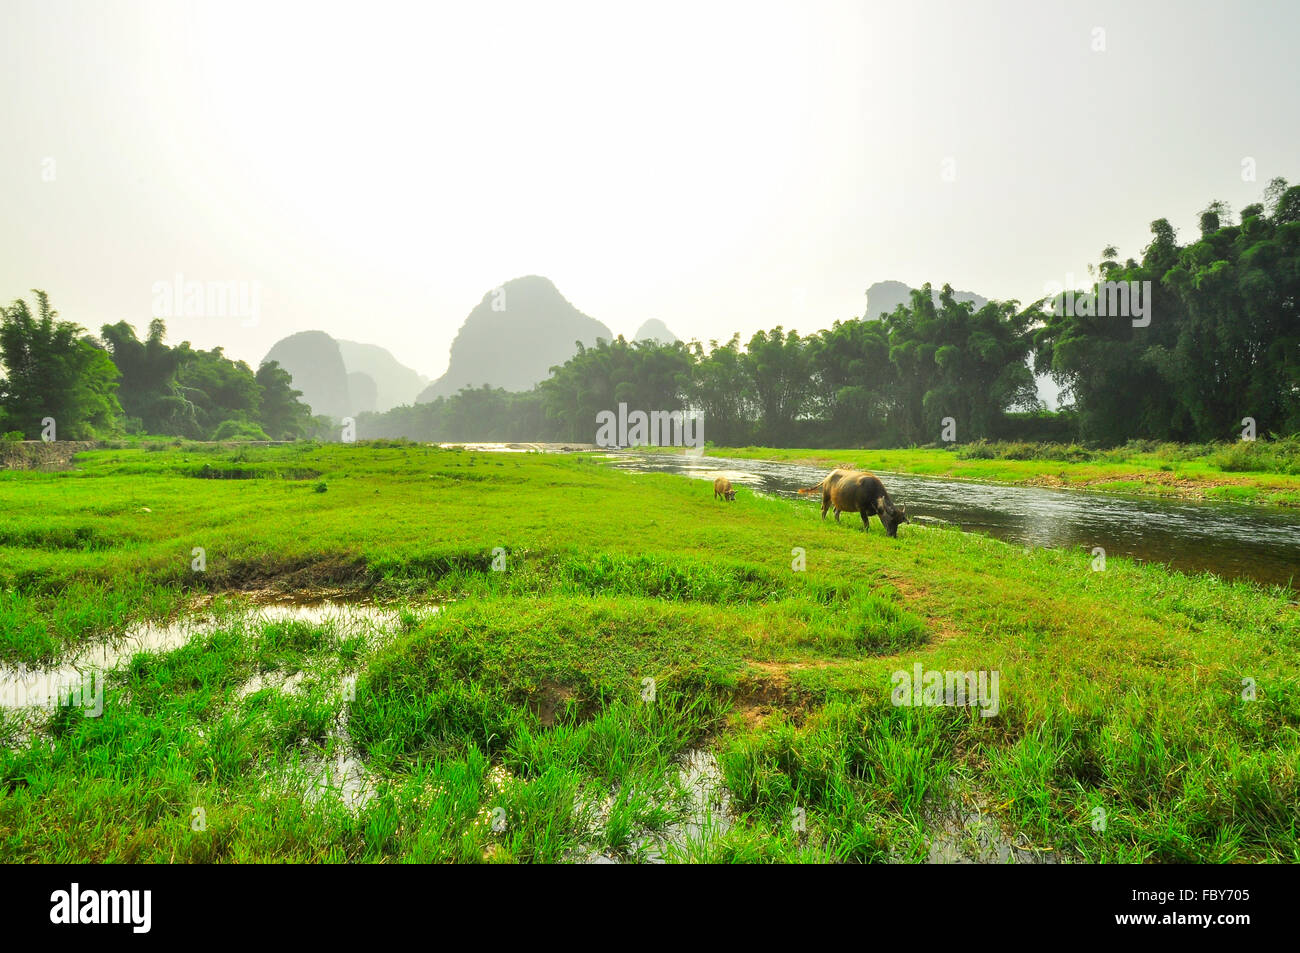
[0,292,320,441]
[360,183,1299,447]
[4,182,1297,447]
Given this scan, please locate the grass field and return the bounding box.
[1,442,1297,862]
[699,440,1300,507]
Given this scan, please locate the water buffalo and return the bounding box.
[798,468,908,537]
[713,476,736,501]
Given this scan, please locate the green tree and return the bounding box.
[1162,185,1300,437]
[100,319,196,434]
[807,318,894,445]
[686,335,756,445]
[741,327,813,445]
[255,360,312,440]
[886,284,1038,443]
[1035,186,1300,442]
[0,291,122,438]
[540,337,692,442]
[175,345,262,439]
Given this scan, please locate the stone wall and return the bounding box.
[0,440,99,470]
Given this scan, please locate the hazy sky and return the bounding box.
[2,0,1297,380]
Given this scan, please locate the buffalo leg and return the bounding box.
[861,512,870,532]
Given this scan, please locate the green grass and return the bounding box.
[0,442,1296,862]
[700,438,1300,506]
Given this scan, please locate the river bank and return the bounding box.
[681,443,1300,507]
[609,452,1300,588]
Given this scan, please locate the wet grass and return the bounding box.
[0,442,1296,862]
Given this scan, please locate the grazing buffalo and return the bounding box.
[713,476,737,501]
[798,468,908,537]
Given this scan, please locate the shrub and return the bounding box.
[1212,436,1300,475]
[956,440,1095,463]
[210,419,271,442]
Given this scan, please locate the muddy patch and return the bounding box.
[733,661,825,728]
[213,554,370,592]
[527,680,576,728]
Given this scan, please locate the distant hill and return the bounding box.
[263,333,430,418]
[262,331,353,420]
[347,371,378,415]
[863,280,989,320]
[336,340,428,412]
[634,318,679,343]
[417,275,613,401]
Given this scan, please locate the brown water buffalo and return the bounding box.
[798,468,908,537]
[713,476,736,501]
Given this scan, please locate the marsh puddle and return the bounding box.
[568,749,1062,864]
[920,809,1062,865]
[897,783,1066,865]
[295,677,378,812]
[0,602,400,712]
[302,751,376,812]
[573,748,737,864]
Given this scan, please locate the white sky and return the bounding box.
[2,0,1297,380]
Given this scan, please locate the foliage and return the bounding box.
[211,419,273,441]
[0,294,317,442]
[0,291,122,438]
[1035,178,1300,444]
[255,360,312,440]
[100,319,196,435]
